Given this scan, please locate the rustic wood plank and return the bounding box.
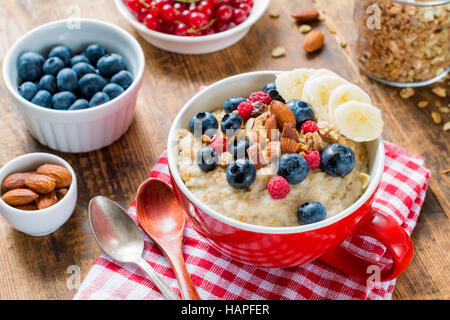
[0,0,447,299]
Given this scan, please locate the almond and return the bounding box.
[25,173,56,194]
[265,114,278,140]
[281,137,302,154]
[36,191,58,210]
[266,141,281,158]
[15,203,38,211]
[302,30,325,53]
[269,100,296,129]
[2,188,39,206]
[247,143,268,169]
[282,123,300,141]
[291,8,319,22]
[56,188,68,200]
[37,164,72,188]
[1,172,34,191]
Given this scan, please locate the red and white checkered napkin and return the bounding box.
[74,141,430,300]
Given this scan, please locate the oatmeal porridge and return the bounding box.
[177,69,383,227]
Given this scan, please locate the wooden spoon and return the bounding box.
[136,178,201,300]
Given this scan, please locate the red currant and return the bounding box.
[197,1,214,17]
[232,8,247,24]
[189,12,209,29]
[137,7,149,22]
[202,27,215,35]
[179,9,191,23]
[144,13,161,30]
[174,22,188,36]
[216,5,232,22]
[161,4,175,22]
[212,0,230,5]
[238,3,252,16]
[148,2,161,15]
[214,20,229,32]
[127,0,143,13]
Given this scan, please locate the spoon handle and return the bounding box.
[135,258,181,300]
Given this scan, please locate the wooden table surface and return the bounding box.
[0,0,448,300]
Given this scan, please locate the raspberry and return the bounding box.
[304,150,321,170]
[267,176,290,200]
[210,136,227,154]
[237,101,254,121]
[301,120,319,133]
[248,91,271,105]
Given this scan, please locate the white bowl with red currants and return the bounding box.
[115,0,269,54]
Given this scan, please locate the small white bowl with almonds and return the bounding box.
[0,153,77,236]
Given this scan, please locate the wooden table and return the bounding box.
[0,0,448,300]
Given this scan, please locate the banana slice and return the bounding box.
[308,68,339,81]
[328,84,372,125]
[275,68,314,102]
[302,75,349,121]
[334,101,383,142]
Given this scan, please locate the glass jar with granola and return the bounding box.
[353,0,449,87]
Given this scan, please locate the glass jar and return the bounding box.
[353,0,449,87]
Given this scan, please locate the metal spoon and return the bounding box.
[136,178,201,300]
[89,196,180,300]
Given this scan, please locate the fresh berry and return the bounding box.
[304,150,321,170]
[69,99,90,111]
[189,112,219,137]
[237,101,253,121]
[300,120,318,133]
[111,70,134,90]
[196,146,218,172]
[224,96,246,113]
[248,91,271,105]
[262,82,284,102]
[18,82,37,101]
[97,53,125,78]
[31,90,52,108]
[103,83,125,100]
[216,5,233,22]
[238,3,252,15]
[43,57,65,76]
[174,22,189,36]
[197,0,214,16]
[89,92,110,107]
[287,100,314,129]
[70,54,90,67]
[18,52,45,82]
[297,202,327,225]
[321,144,355,177]
[79,73,108,98]
[189,12,209,29]
[85,44,106,66]
[72,62,97,78]
[52,91,77,110]
[48,45,72,66]
[38,75,57,94]
[267,176,290,199]
[144,13,161,30]
[277,153,309,185]
[231,8,247,24]
[220,112,242,136]
[56,68,78,92]
[127,0,143,12]
[230,139,249,160]
[210,136,227,154]
[226,159,256,189]
[161,4,176,22]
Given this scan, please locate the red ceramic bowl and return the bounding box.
[167,71,413,281]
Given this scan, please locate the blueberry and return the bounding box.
[68,99,89,111]
[38,74,57,94]
[86,44,106,66]
[220,113,243,136]
[97,54,125,78]
[79,73,108,98]
[70,54,90,67]
[189,112,218,137]
[278,153,309,185]
[89,92,110,107]
[286,99,315,128]
[226,159,256,190]
[56,68,78,92]
[111,70,134,90]
[321,144,355,177]
[103,83,124,100]
[48,45,72,66]
[224,97,246,113]
[17,52,45,82]
[72,62,97,78]
[196,147,218,172]
[18,82,37,101]
[43,57,65,76]
[262,82,285,102]
[31,90,52,108]
[297,202,327,225]
[230,139,250,160]
[51,91,77,110]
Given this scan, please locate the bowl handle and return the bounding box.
[318,209,414,282]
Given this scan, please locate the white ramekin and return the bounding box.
[114,0,270,54]
[0,153,77,236]
[2,19,145,153]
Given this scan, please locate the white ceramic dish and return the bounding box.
[0,153,77,236]
[114,0,270,54]
[2,19,145,153]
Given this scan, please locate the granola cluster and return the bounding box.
[355,0,449,83]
